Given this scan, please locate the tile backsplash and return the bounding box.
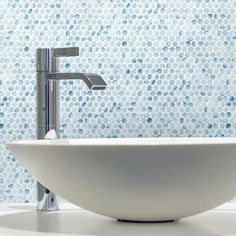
[0,0,236,202]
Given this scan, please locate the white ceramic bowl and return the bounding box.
[7,138,236,221]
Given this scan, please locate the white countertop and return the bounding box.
[0,203,235,235]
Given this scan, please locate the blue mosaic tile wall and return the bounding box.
[0,0,236,202]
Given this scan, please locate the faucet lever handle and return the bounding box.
[52,47,79,57]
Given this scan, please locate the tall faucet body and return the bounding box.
[36,47,107,211]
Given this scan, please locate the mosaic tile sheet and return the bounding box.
[0,0,236,202]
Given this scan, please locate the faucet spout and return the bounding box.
[47,73,107,90]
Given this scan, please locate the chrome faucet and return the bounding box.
[36,47,107,211]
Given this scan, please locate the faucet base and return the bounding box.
[37,182,59,211]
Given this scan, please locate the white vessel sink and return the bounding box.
[7,138,236,222]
